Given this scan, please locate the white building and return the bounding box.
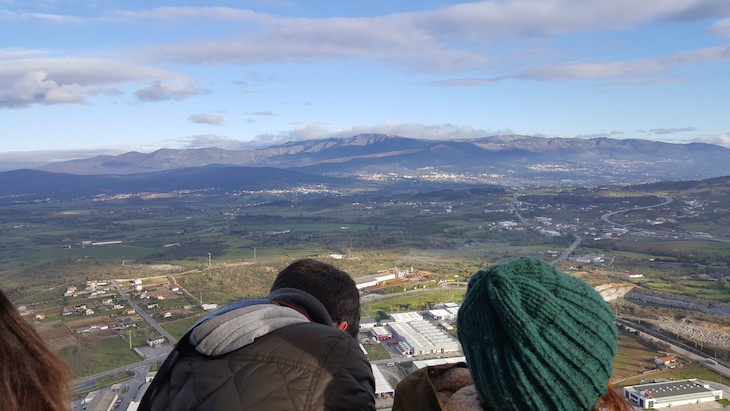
[573,254,604,264]
[146,337,166,347]
[355,273,396,290]
[539,228,561,237]
[359,317,377,330]
[428,307,459,321]
[390,312,423,323]
[412,356,466,371]
[624,379,722,409]
[389,320,460,356]
[498,221,519,228]
[371,326,392,341]
[372,365,395,399]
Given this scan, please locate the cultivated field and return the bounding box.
[3,180,730,378]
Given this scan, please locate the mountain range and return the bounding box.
[2,134,729,199]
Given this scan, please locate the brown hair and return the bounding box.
[593,382,632,411]
[271,258,361,338]
[0,288,71,411]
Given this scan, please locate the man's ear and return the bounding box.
[333,321,348,331]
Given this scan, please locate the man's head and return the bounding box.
[271,258,361,338]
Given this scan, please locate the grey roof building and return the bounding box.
[623,379,722,409]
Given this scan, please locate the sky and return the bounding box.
[1,0,730,162]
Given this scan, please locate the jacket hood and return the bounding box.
[189,287,332,356]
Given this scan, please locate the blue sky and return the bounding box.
[1,0,729,161]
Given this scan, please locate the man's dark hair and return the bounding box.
[271,258,360,338]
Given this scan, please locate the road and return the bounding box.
[601,194,673,226]
[551,234,582,263]
[510,201,529,225]
[111,280,177,344]
[71,354,169,410]
[511,195,582,264]
[616,318,730,379]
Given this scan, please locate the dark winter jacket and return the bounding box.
[139,288,375,411]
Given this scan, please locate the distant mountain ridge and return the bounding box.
[0,134,721,199]
[36,134,730,183]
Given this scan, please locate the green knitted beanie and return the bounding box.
[457,257,617,411]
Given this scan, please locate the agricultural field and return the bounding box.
[4,179,730,380]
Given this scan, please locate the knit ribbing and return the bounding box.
[457,257,617,411]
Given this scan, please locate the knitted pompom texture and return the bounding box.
[457,257,617,411]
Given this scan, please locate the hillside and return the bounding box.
[0,165,351,200]
[31,135,730,187]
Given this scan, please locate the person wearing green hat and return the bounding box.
[393,257,630,411]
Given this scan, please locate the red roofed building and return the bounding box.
[655,355,677,367]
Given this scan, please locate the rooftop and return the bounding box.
[630,380,715,399]
[372,365,395,395]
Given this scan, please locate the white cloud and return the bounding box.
[3,1,729,111]
[516,45,730,82]
[187,113,223,125]
[693,133,730,148]
[424,78,502,87]
[0,9,84,23]
[646,127,697,135]
[174,134,249,149]
[129,2,730,76]
[0,58,203,108]
[0,58,175,84]
[135,80,208,102]
[108,6,269,23]
[710,18,730,37]
[0,71,86,107]
[417,0,730,40]
[250,121,504,146]
[0,48,47,59]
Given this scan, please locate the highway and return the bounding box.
[616,318,730,379]
[511,196,581,264]
[510,200,529,225]
[551,234,582,263]
[601,194,673,226]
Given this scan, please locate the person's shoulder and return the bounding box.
[269,321,353,346]
[249,321,355,355]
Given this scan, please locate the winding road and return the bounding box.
[601,194,674,226]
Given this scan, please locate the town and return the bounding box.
[6,177,730,410]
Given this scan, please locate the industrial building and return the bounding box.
[412,356,466,371]
[371,326,392,341]
[86,389,118,411]
[396,341,413,356]
[359,317,377,331]
[355,273,396,290]
[427,306,459,321]
[389,312,423,323]
[623,379,722,409]
[372,365,395,399]
[389,320,460,356]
